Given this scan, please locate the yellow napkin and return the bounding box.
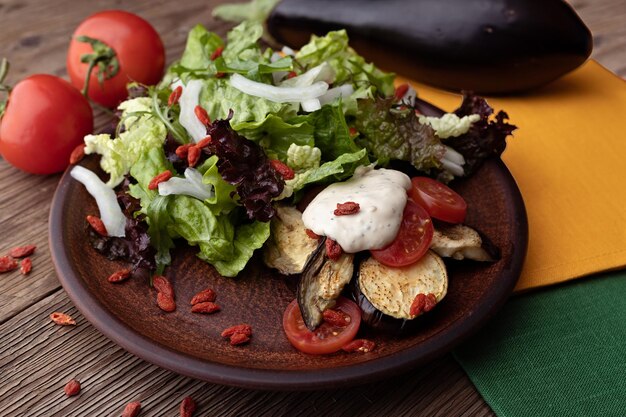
[399,61,626,292]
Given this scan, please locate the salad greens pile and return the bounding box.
[79,20,515,278]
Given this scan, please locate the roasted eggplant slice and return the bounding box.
[430,224,497,262]
[263,205,319,275]
[355,252,447,332]
[297,238,355,330]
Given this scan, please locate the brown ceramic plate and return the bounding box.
[49,99,527,390]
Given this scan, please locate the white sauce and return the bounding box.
[302,167,411,253]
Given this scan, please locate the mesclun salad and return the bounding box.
[69,20,516,354]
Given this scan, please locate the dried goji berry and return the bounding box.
[190,288,216,305]
[410,293,437,316]
[342,339,376,353]
[86,215,108,237]
[64,379,81,397]
[20,258,32,275]
[229,332,251,346]
[107,269,131,283]
[221,324,252,338]
[148,170,173,191]
[334,201,360,216]
[210,45,224,61]
[305,229,320,239]
[156,292,176,312]
[168,85,183,106]
[196,136,212,148]
[175,143,192,159]
[121,401,142,417]
[0,256,19,273]
[325,238,342,261]
[179,396,197,417]
[394,83,409,101]
[270,159,295,180]
[194,105,210,126]
[215,72,225,79]
[69,143,86,165]
[152,275,173,296]
[423,293,437,312]
[322,309,351,327]
[286,71,297,79]
[50,312,76,326]
[349,127,358,137]
[9,244,37,258]
[191,301,220,314]
[187,145,200,167]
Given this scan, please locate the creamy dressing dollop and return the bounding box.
[302,167,411,252]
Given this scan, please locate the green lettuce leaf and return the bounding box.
[146,195,175,274]
[180,24,224,70]
[84,97,166,187]
[234,114,314,160]
[280,148,368,199]
[296,30,395,97]
[168,195,269,277]
[212,0,280,27]
[355,97,445,171]
[128,147,173,207]
[211,220,271,277]
[198,78,290,128]
[197,156,239,215]
[304,104,363,161]
[169,196,236,263]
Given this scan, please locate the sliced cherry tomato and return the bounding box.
[283,297,361,355]
[409,177,467,224]
[67,10,165,108]
[370,199,433,267]
[0,75,93,174]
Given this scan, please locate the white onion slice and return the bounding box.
[318,84,354,106]
[230,73,328,103]
[443,146,466,166]
[158,168,214,201]
[70,166,126,237]
[280,62,334,88]
[281,46,295,56]
[301,98,322,112]
[176,79,206,143]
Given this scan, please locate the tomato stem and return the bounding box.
[75,35,120,99]
[0,58,12,119]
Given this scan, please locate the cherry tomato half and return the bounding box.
[370,199,434,267]
[0,75,93,174]
[409,177,467,224]
[283,297,361,355]
[67,10,165,108]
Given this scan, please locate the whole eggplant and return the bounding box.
[267,0,593,94]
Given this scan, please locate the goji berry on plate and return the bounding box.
[86,215,108,236]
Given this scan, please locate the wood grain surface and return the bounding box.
[0,0,623,415]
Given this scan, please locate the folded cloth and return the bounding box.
[400,61,626,291]
[454,270,626,417]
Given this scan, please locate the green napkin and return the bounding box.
[454,271,626,417]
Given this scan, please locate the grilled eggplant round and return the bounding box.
[268,0,593,94]
[353,252,448,334]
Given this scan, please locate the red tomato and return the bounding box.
[283,297,361,355]
[67,10,165,108]
[409,177,467,224]
[0,75,93,174]
[370,199,434,267]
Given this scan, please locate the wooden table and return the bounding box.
[1,1,623,415]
